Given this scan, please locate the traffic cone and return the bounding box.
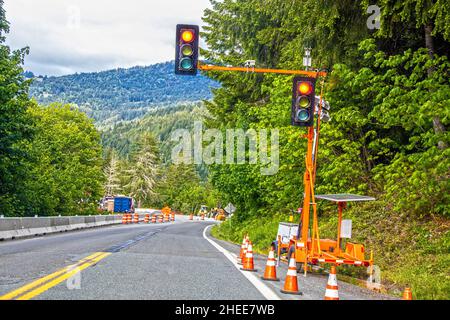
[280,251,302,295]
[159,215,163,223]
[237,235,247,264]
[144,214,150,223]
[241,241,257,272]
[151,215,156,223]
[134,214,139,224]
[324,266,339,300]
[122,215,127,224]
[127,214,132,224]
[262,247,279,281]
[402,288,413,300]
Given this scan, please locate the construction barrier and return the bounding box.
[127,214,132,224]
[158,215,164,223]
[133,214,139,224]
[151,215,156,224]
[144,214,150,223]
[122,215,127,224]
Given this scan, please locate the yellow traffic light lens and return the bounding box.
[298,82,313,95]
[297,109,310,121]
[298,96,310,108]
[181,30,194,43]
[181,44,193,56]
[180,57,194,70]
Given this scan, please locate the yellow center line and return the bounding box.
[0,251,110,300]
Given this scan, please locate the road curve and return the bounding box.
[0,215,395,300]
[0,216,265,300]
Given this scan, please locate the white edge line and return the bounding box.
[203,225,281,300]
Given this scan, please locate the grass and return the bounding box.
[211,201,450,300]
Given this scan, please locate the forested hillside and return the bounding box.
[202,0,449,299]
[29,61,219,127]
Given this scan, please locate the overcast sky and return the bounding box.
[4,0,212,76]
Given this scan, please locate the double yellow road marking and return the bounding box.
[0,251,111,300]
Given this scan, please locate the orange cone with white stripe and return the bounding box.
[237,235,247,264]
[127,214,132,224]
[402,288,412,300]
[280,251,302,295]
[324,266,339,300]
[241,241,257,272]
[134,214,139,224]
[262,247,279,281]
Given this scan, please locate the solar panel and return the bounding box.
[315,194,376,202]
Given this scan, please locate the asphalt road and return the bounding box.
[0,215,395,300]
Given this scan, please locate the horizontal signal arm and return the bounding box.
[197,62,327,78]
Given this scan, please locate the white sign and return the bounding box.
[224,203,236,214]
[340,219,352,238]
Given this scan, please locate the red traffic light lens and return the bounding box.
[298,82,313,95]
[181,30,194,43]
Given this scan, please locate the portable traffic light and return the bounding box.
[291,76,316,127]
[175,24,199,75]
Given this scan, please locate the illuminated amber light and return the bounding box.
[298,82,313,95]
[181,30,194,43]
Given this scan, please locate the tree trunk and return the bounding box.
[425,24,447,149]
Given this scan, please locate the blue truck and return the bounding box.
[113,196,134,213]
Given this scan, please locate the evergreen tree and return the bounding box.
[0,0,34,215]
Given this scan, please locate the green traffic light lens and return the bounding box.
[181,44,194,56]
[297,109,310,122]
[298,96,310,108]
[180,57,194,70]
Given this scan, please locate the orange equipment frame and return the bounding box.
[197,60,373,273]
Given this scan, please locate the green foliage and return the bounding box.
[0,1,33,216]
[22,104,104,216]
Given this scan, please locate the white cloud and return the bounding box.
[3,0,212,75]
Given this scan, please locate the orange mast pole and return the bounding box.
[198,62,327,78]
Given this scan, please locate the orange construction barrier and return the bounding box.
[126,214,131,224]
[164,214,169,223]
[134,214,139,224]
[158,215,163,223]
[122,215,127,224]
[144,214,150,223]
[324,266,339,300]
[241,241,257,272]
[402,288,413,300]
[280,251,302,295]
[171,213,175,222]
[151,215,156,223]
[262,247,279,281]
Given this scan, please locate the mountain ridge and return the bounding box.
[29,61,219,127]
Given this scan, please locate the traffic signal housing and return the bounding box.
[175,24,199,75]
[291,76,316,127]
